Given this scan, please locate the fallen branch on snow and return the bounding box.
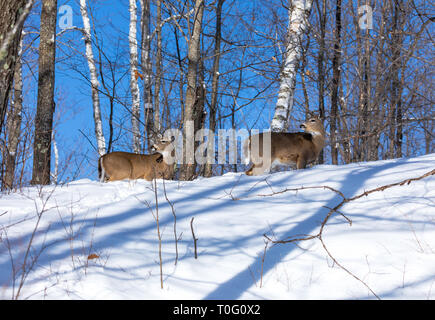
[262,168,435,300]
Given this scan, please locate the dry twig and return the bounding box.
[162,178,179,265]
[190,217,198,259]
[262,168,435,300]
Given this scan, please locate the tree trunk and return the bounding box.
[330,0,342,165]
[370,4,388,161]
[270,0,314,132]
[391,0,404,159]
[140,0,154,151]
[354,0,371,163]
[194,58,206,175]
[205,0,224,177]
[129,0,141,153]
[154,0,163,139]
[194,59,206,135]
[180,0,204,181]
[31,0,57,185]
[3,32,24,190]
[0,0,34,137]
[80,0,106,157]
[315,0,326,164]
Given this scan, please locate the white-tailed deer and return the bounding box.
[243,116,325,176]
[98,138,175,182]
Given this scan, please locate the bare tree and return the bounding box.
[181,0,205,181]
[154,0,163,138]
[205,0,225,177]
[2,33,24,190]
[79,0,106,157]
[329,0,342,165]
[31,0,57,185]
[129,0,142,153]
[140,0,155,151]
[270,0,314,132]
[313,0,327,164]
[0,0,34,137]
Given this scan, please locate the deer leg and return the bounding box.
[246,162,270,176]
[245,164,254,176]
[296,156,307,169]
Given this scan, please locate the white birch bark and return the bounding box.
[79,0,106,156]
[129,0,141,153]
[270,0,314,132]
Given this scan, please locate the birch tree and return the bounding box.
[129,0,141,153]
[270,0,314,132]
[79,0,106,157]
[31,0,57,185]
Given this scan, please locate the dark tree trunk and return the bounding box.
[0,0,33,136]
[31,0,57,185]
[2,34,23,190]
[330,0,342,165]
[315,0,326,164]
[141,0,155,151]
[205,0,224,177]
[391,0,404,158]
[180,0,204,181]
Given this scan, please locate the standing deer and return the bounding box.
[243,116,326,176]
[98,138,175,182]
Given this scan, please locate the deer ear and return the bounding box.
[309,111,321,119]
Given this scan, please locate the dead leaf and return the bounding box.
[135,70,144,81]
[87,253,100,260]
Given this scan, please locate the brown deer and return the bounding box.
[98,138,175,182]
[243,116,325,176]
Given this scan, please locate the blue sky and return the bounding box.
[16,0,433,182]
[21,0,284,181]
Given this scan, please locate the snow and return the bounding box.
[1,154,434,300]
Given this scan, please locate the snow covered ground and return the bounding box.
[1,154,434,300]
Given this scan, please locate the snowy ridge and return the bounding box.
[1,153,434,299]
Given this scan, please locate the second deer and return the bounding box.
[98,138,175,182]
[243,116,326,176]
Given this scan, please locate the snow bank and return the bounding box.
[1,154,434,299]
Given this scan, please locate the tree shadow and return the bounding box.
[203,160,416,299]
[0,158,431,299]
